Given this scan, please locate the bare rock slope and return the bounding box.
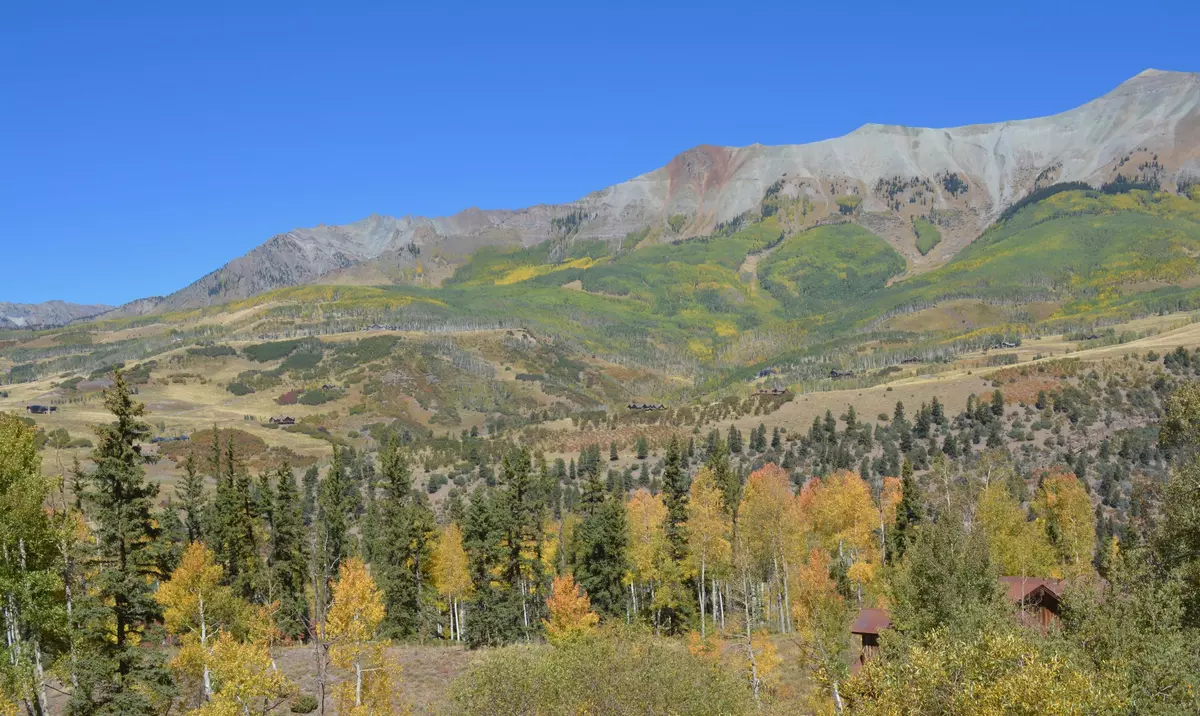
[115,69,1200,316]
[0,301,112,328]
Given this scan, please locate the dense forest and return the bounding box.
[5,355,1200,714]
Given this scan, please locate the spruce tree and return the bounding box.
[661,436,688,560]
[888,458,922,564]
[569,469,628,617]
[373,441,436,638]
[268,462,309,639]
[316,448,352,586]
[177,450,206,543]
[301,464,319,525]
[727,424,743,454]
[76,370,173,714]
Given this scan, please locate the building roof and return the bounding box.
[999,576,1064,603]
[851,608,892,635]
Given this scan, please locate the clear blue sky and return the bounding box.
[2,0,1197,306]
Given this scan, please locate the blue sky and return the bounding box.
[2,0,1197,306]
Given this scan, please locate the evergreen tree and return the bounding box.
[211,434,262,602]
[635,435,649,460]
[570,469,629,618]
[888,458,922,564]
[463,488,515,647]
[609,441,618,461]
[268,462,308,639]
[177,451,206,543]
[316,448,352,589]
[771,427,782,451]
[707,438,740,517]
[301,464,319,525]
[74,370,174,714]
[661,436,688,560]
[373,441,436,638]
[991,389,1006,417]
[727,424,743,455]
[931,396,945,425]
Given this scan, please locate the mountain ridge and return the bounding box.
[99,69,1200,319]
[0,301,113,329]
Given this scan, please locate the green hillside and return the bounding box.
[6,186,1200,399]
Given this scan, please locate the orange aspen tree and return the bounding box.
[543,573,599,645]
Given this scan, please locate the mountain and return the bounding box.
[0,300,112,329]
[109,69,1200,317]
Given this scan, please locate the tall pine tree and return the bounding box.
[75,370,173,714]
[268,461,308,639]
[373,441,436,638]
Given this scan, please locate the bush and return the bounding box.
[227,382,255,396]
[298,388,339,406]
[448,627,754,715]
[243,339,306,362]
[289,694,318,713]
[281,350,322,372]
[276,390,300,405]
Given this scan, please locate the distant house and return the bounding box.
[850,576,1066,668]
[25,405,55,414]
[829,369,856,379]
[269,416,296,425]
[755,387,789,396]
[627,402,666,411]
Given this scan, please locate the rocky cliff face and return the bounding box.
[0,301,112,328]
[110,69,1200,317]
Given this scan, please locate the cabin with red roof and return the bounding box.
[850,576,1066,667]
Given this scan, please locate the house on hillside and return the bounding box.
[850,576,1066,668]
[26,405,56,414]
[269,416,296,425]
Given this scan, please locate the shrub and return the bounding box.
[281,350,322,372]
[289,694,318,714]
[836,194,862,214]
[243,339,306,362]
[448,627,754,715]
[298,388,339,406]
[277,390,300,405]
[227,382,255,396]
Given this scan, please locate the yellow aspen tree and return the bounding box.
[625,489,667,621]
[186,631,292,716]
[158,542,247,705]
[790,548,850,713]
[799,470,881,604]
[739,464,801,632]
[543,573,599,645]
[976,483,1058,578]
[431,523,472,643]
[687,467,732,638]
[1033,470,1096,577]
[325,557,405,715]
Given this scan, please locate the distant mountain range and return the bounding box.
[0,301,112,329]
[67,70,1200,318]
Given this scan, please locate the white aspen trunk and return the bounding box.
[199,595,212,700]
[355,659,363,707]
[458,603,465,642]
[698,557,707,638]
[832,679,844,714]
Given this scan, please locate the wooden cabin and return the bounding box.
[851,576,1065,666]
[1000,576,1064,630]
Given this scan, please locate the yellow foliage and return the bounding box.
[798,470,881,591]
[431,523,472,599]
[1033,470,1096,578]
[626,489,668,586]
[544,573,599,645]
[326,557,405,714]
[976,483,1059,578]
[184,632,292,716]
[687,467,733,580]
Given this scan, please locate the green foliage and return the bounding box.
[242,339,307,362]
[372,442,437,638]
[280,349,322,372]
[759,223,905,314]
[289,693,318,713]
[298,387,340,405]
[449,627,755,716]
[835,194,862,214]
[226,381,255,396]
[913,218,941,255]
